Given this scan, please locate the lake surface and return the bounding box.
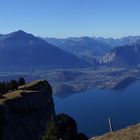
[54,80,140,137]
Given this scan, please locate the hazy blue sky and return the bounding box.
[0,0,140,38]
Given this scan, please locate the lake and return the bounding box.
[54,80,140,137]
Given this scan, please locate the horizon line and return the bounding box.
[1,29,140,40]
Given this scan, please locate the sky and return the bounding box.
[0,0,140,38]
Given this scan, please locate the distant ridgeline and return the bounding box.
[0,78,88,140]
[1,30,140,70]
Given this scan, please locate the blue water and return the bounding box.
[54,80,140,137]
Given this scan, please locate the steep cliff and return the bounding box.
[0,80,55,140]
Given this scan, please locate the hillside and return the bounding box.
[0,30,90,71]
[90,123,140,140]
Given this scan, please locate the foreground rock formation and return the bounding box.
[90,123,140,140]
[0,80,55,140]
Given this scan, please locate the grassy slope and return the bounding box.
[0,80,45,105]
[90,123,140,140]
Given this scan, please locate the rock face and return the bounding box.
[0,80,55,140]
[100,44,140,67]
[45,113,88,140]
[56,113,78,140]
[90,123,140,140]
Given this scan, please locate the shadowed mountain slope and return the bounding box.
[0,30,90,71]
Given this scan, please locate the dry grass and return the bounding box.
[90,123,140,140]
[0,80,44,105]
[19,79,46,90]
[0,90,24,105]
[0,90,37,105]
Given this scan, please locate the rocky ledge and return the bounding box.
[0,80,55,140]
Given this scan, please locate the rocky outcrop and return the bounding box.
[56,114,88,140]
[43,113,88,140]
[90,123,140,140]
[0,80,55,140]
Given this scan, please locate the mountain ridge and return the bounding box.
[99,43,140,67]
[0,30,90,71]
[45,36,112,58]
[44,36,140,65]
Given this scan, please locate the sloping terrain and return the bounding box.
[0,30,90,71]
[90,123,140,140]
[100,44,140,67]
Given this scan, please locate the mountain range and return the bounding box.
[1,30,140,70]
[44,36,140,59]
[97,36,140,47]
[45,36,140,67]
[99,42,140,67]
[45,37,112,58]
[0,30,89,71]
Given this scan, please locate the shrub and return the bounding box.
[9,80,18,91]
[18,77,26,86]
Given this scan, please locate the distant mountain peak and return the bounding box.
[16,30,32,35]
[0,30,90,70]
[0,30,36,42]
[11,30,33,37]
[16,29,26,33]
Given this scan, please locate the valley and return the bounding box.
[0,67,140,97]
[34,67,140,96]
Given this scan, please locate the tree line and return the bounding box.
[0,77,25,95]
